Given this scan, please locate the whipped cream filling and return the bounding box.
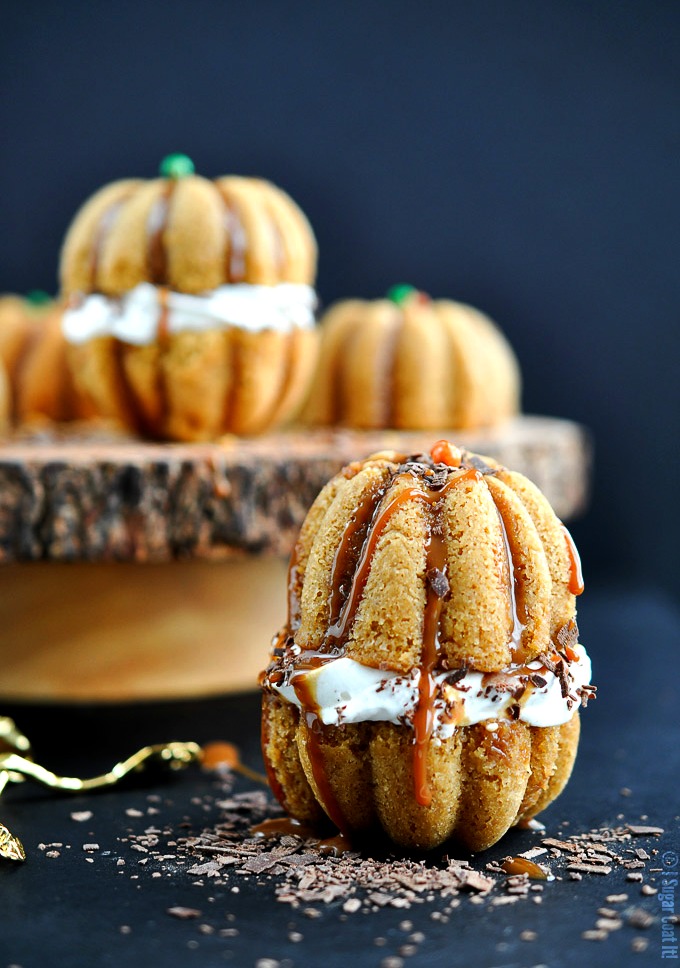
[62,282,317,346]
[267,644,593,736]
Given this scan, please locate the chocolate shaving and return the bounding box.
[167,906,202,920]
[628,907,655,929]
[426,469,451,491]
[536,652,558,675]
[529,674,547,688]
[579,684,597,708]
[426,568,450,599]
[554,619,579,651]
[567,863,613,876]
[464,455,499,476]
[555,659,570,699]
[445,667,467,684]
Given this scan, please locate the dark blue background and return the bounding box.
[1,0,678,599]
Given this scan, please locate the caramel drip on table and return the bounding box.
[501,856,549,880]
[251,818,352,854]
[146,181,177,285]
[489,488,528,659]
[561,524,584,595]
[251,816,318,839]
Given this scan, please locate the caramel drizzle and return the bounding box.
[146,181,177,285]
[89,193,133,291]
[376,307,403,427]
[297,467,478,814]
[286,540,304,634]
[266,202,288,277]
[561,524,584,595]
[413,517,447,806]
[217,188,248,283]
[325,478,393,648]
[489,488,528,659]
[292,681,349,835]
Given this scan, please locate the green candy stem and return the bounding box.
[386,283,418,306]
[159,153,195,179]
[25,290,51,306]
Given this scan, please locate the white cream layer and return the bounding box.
[62,282,317,346]
[270,644,592,735]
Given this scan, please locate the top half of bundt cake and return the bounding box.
[269,440,584,679]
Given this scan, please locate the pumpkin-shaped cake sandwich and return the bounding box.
[261,440,594,851]
[0,292,86,426]
[303,286,520,431]
[60,155,319,440]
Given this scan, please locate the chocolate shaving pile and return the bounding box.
[108,770,670,945]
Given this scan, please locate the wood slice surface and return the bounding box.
[0,558,287,701]
[0,416,590,701]
[0,416,590,564]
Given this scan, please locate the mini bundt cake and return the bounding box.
[59,155,319,440]
[302,286,520,430]
[0,292,86,425]
[261,440,593,852]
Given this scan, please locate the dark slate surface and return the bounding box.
[1,586,679,968]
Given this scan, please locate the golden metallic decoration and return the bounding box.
[0,822,26,862]
[0,716,201,863]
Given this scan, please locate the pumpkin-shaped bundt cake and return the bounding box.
[60,155,319,440]
[303,286,520,431]
[261,440,594,851]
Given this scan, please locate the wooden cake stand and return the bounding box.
[0,416,590,702]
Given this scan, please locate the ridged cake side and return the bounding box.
[0,295,87,424]
[65,323,318,439]
[303,297,520,430]
[60,175,317,296]
[262,696,580,851]
[290,451,577,672]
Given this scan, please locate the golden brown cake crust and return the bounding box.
[261,442,589,851]
[287,447,578,673]
[262,697,581,852]
[60,174,317,296]
[0,295,88,425]
[58,169,319,440]
[302,293,521,431]
[65,324,318,440]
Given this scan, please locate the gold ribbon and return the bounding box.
[0,716,201,862]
